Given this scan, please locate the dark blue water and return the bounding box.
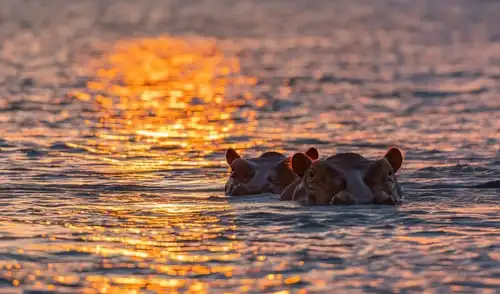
[0,0,499,292]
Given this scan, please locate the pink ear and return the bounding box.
[292,153,313,177]
[305,147,319,160]
[384,147,403,172]
[225,148,241,165]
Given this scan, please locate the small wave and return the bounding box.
[223,135,253,143]
[0,183,224,194]
[286,138,329,145]
[421,180,500,189]
[52,250,93,257]
[49,142,88,153]
[417,164,491,173]
[334,142,392,149]
[0,138,15,148]
[317,74,365,85]
[412,83,489,98]
[473,180,500,189]
[21,148,48,158]
[0,278,13,287]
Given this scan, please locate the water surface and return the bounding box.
[0,0,499,293]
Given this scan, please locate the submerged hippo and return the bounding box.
[224,147,319,196]
[280,148,404,205]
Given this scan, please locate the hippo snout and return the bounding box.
[230,185,249,196]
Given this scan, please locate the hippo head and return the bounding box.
[287,148,404,205]
[224,148,319,196]
[287,152,347,204]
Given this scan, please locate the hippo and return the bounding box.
[224,147,319,196]
[280,148,404,205]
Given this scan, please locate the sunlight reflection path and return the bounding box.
[70,37,259,175]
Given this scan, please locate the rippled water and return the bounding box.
[1,0,499,293]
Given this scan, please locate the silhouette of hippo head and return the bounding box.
[281,148,403,205]
[224,147,319,196]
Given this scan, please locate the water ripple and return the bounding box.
[0,0,499,292]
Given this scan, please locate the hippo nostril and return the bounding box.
[231,185,248,196]
[263,183,274,193]
[309,170,314,178]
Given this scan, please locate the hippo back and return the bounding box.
[326,153,372,173]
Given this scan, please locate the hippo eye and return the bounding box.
[231,170,254,183]
[231,171,244,180]
[388,171,394,177]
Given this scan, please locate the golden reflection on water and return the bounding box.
[71,37,258,173]
[6,34,497,294]
[54,38,272,293]
[0,195,313,293]
[1,200,248,293]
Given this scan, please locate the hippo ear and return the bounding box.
[384,147,403,172]
[305,147,319,160]
[292,153,313,177]
[226,148,241,165]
